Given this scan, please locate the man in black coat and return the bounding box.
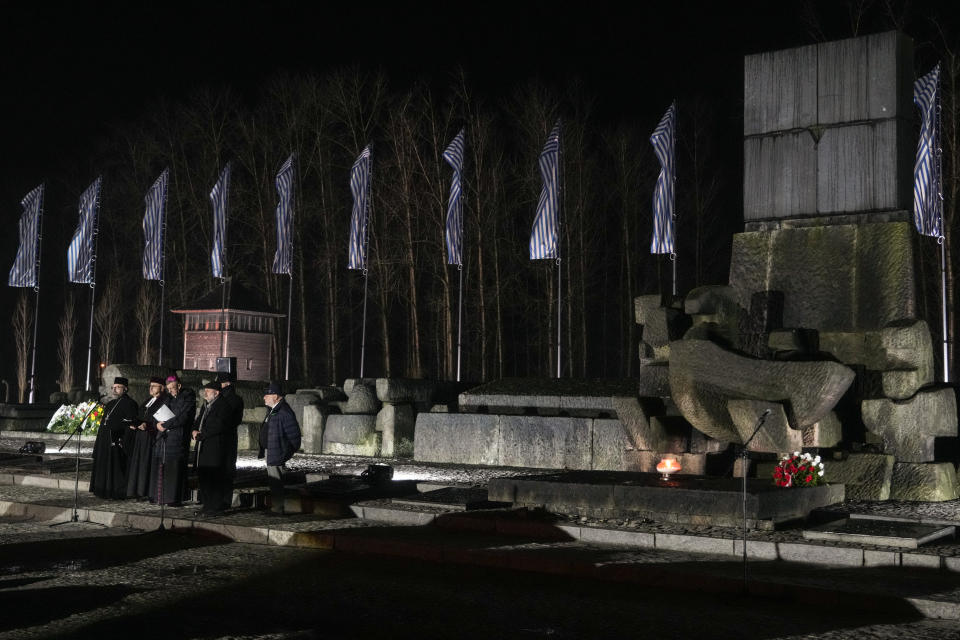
[150,374,196,505]
[192,380,231,515]
[90,376,139,499]
[259,381,301,514]
[216,371,244,511]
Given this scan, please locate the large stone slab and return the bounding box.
[375,378,436,404]
[301,405,332,454]
[669,339,855,441]
[376,403,416,457]
[802,411,842,448]
[744,42,817,135]
[322,414,378,455]
[803,518,955,548]
[817,119,906,213]
[743,132,817,221]
[459,378,637,418]
[413,413,499,466]
[862,387,958,462]
[825,453,895,501]
[727,399,801,453]
[591,418,641,472]
[880,319,935,400]
[728,223,919,332]
[498,416,592,470]
[489,471,844,529]
[890,462,959,502]
[338,379,380,414]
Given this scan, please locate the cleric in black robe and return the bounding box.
[125,377,167,499]
[192,381,232,515]
[149,374,196,506]
[89,377,139,499]
[216,371,244,511]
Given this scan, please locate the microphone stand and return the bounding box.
[739,407,771,593]
[51,401,107,528]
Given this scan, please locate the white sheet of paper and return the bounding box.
[153,404,176,422]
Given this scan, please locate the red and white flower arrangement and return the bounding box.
[773,451,825,488]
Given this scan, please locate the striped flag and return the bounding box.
[8,184,44,288]
[210,163,232,279]
[529,119,561,260]
[348,145,372,270]
[913,64,942,238]
[650,102,677,254]
[272,154,295,275]
[67,177,102,284]
[443,129,465,266]
[142,168,169,281]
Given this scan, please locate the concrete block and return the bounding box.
[413,413,500,466]
[863,549,901,567]
[880,319,935,400]
[634,294,664,326]
[635,362,671,397]
[499,416,592,470]
[302,405,331,454]
[236,422,259,450]
[743,132,817,221]
[862,388,958,462]
[375,378,436,404]
[322,414,378,455]
[339,379,380,414]
[777,542,863,566]
[579,527,656,548]
[890,462,959,501]
[744,42,818,135]
[243,406,267,423]
[591,418,635,471]
[732,539,779,561]
[655,534,734,556]
[801,411,842,448]
[901,553,941,569]
[817,120,905,213]
[826,453,895,501]
[376,403,416,457]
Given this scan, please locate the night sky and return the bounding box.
[0,1,955,392]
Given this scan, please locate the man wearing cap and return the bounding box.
[125,376,168,499]
[259,381,301,514]
[90,376,139,499]
[192,380,231,515]
[150,375,196,506]
[216,371,244,511]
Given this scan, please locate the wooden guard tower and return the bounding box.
[172,279,285,381]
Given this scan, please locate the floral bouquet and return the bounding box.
[46,401,105,435]
[773,451,825,487]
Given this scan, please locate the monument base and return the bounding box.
[488,471,845,530]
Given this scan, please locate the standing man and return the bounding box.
[151,374,196,506]
[125,376,167,499]
[90,376,139,499]
[259,381,301,514]
[216,371,244,511]
[192,380,230,516]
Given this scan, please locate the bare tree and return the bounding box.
[135,281,160,365]
[12,291,32,402]
[94,276,124,366]
[58,291,78,393]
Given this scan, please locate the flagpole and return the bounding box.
[556,120,564,379]
[359,148,372,378]
[285,273,293,381]
[27,187,45,404]
[84,185,101,393]
[158,175,168,367]
[456,264,463,381]
[220,277,227,357]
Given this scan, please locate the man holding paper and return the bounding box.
[149,374,196,506]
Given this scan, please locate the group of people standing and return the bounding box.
[89,373,301,516]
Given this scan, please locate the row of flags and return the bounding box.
[7,60,944,294]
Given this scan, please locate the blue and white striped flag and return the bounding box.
[8,184,44,288]
[272,154,295,275]
[210,163,232,279]
[913,64,942,238]
[142,168,169,281]
[348,145,372,270]
[650,102,677,255]
[67,177,102,284]
[529,119,561,260]
[443,129,465,266]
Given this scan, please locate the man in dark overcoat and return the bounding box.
[192,380,231,515]
[216,371,244,511]
[259,381,301,514]
[150,374,196,505]
[125,376,167,499]
[90,376,139,499]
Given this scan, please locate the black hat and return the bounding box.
[263,381,283,396]
[203,381,221,391]
[215,371,235,383]
[113,377,129,386]
[149,376,165,385]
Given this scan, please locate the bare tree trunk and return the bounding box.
[58,291,78,393]
[12,291,32,403]
[94,276,123,366]
[135,281,160,365]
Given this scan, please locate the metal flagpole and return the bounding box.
[285,274,293,380]
[28,187,45,404]
[158,176,168,367]
[84,187,101,393]
[671,102,678,298]
[556,121,564,379]
[456,265,463,382]
[935,86,950,383]
[220,277,227,357]
[359,144,372,378]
